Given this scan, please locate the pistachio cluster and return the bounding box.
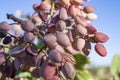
[0,0,109,80]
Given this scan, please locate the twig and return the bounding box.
[38,12,46,22]
[6,14,23,23]
[50,0,55,16]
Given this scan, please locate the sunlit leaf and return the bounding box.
[75,69,93,80]
[110,54,120,80]
[73,54,91,70]
[18,72,31,78]
[33,37,44,49]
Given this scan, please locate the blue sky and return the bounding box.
[0,0,120,67]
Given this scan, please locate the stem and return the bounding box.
[9,23,19,25]
[38,12,46,22]
[65,27,73,30]
[7,32,17,38]
[0,74,6,80]
[6,14,23,23]
[33,28,43,39]
[50,0,55,16]
[59,71,66,80]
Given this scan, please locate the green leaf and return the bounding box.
[18,72,31,78]
[110,54,120,76]
[114,75,120,80]
[73,54,91,70]
[32,78,44,80]
[75,72,83,80]
[75,69,93,80]
[33,37,44,49]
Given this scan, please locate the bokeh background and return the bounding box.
[0,0,119,67]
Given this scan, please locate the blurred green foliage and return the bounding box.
[14,54,93,80]
[5,10,119,80]
[73,54,93,80]
[110,54,120,80]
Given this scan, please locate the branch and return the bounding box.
[6,14,23,23]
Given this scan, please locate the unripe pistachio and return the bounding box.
[48,49,63,63]
[74,16,89,27]
[56,32,70,47]
[55,2,63,10]
[75,24,88,36]
[43,63,56,80]
[25,45,38,56]
[71,0,85,5]
[68,5,82,17]
[83,6,95,13]
[31,67,41,78]
[44,33,57,48]
[95,43,107,57]
[51,76,61,80]
[40,1,51,10]
[9,46,25,58]
[72,38,86,51]
[0,52,6,65]
[21,21,35,32]
[33,4,41,12]
[59,8,68,21]
[58,0,71,8]
[86,13,97,20]
[82,41,91,56]
[62,62,76,79]
[56,20,66,31]
[53,44,65,53]
[47,23,56,33]
[24,32,35,43]
[94,32,109,43]
[86,25,97,34]
[0,21,10,31]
